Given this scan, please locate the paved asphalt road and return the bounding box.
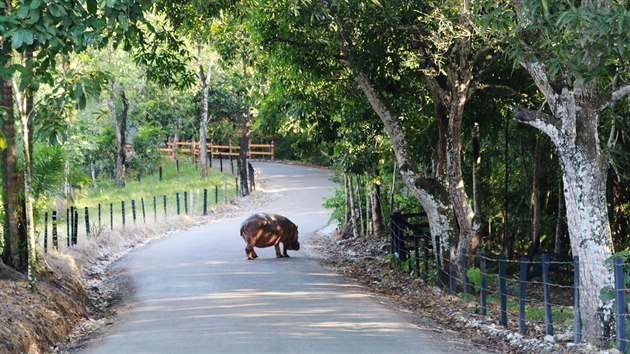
[78,162,489,354]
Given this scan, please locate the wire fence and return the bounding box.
[388,212,628,352]
[37,161,257,254]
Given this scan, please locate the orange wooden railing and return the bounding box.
[154,141,274,161]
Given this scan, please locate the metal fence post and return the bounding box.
[614,257,626,353]
[52,211,58,250]
[499,255,507,326]
[519,257,528,335]
[66,207,71,247]
[141,198,146,223]
[574,256,582,343]
[413,235,420,276]
[121,201,126,227]
[479,251,487,316]
[132,200,137,224]
[84,207,90,237]
[542,253,554,336]
[463,255,470,294]
[449,260,456,295]
[44,212,48,253]
[203,188,208,216]
[423,234,429,280]
[72,208,78,245]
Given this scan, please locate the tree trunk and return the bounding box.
[472,122,481,215]
[365,176,373,237]
[20,107,37,291]
[198,46,211,178]
[348,175,358,238]
[513,96,614,343]
[528,135,543,263]
[91,162,97,188]
[355,175,364,236]
[239,112,250,197]
[1,57,26,271]
[344,174,350,225]
[354,71,457,267]
[554,177,565,254]
[372,172,384,238]
[109,80,127,188]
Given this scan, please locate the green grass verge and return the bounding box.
[37,159,240,249]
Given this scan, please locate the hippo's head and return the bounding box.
[286,224,300,250]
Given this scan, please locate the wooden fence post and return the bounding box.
[163,195,167,217]
[542,253,553,336]
[153,196,157,221]
[98,203,101,228]
[110,203,113,230]
[184,191,188,214]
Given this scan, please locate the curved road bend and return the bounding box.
[78,162,490,354]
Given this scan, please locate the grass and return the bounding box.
[37,158,240,250]
[78,159,237,207]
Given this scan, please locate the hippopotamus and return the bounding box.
[240,213,299,260]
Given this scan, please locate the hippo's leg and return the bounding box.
[245,245,258,260]
[274,243,284,258]
[282,243,290,257]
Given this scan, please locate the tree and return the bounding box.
[499,0,630,341]
[0,0,155,286]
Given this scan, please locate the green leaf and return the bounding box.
[73,83,84,99]
[48,4,65,17]
[30,0,41,9]
[11,28,34,48]
[87,0,97,14]
[17,6,29,19]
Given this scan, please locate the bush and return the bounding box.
[129,123,166,176]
